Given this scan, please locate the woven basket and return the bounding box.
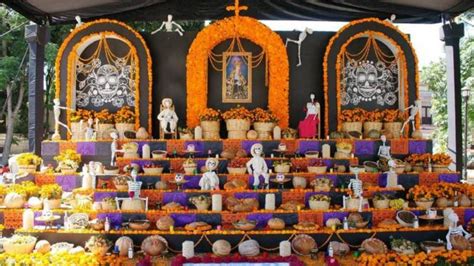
[60,166,77,175]
[363,121,383,134]
[4,240,36,254]
[227,167,247,174]
[44,198,61,209]
[412,164,425,173]
[373,199,390,209]
[346,198,368,210]
[415,200,434,209]
[115,123,135,139]
[18,165,37,174]
[71,121,85,140]
[143,167,164,175]
[341,122,362,133]
[432,164,450,173]
[253,122,275,139]
[307,166,327,174]
[226,119,250,139]
[201,120,220,140]
[97,123,114,140]
[309,200,330,210]
[274,164,290,173]
[184,165,197,175]
[383,122,402,139]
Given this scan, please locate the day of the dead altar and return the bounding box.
[1,1,474,265]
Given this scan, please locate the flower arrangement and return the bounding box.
[365,109,384,122]
[114,106,135,123]
[222,106,254,121]
[340,108,366,122]
[39,184,63,200]
[273,160,291,167]
[70,109,94,122]
[199,108,221,121]
[404,154,431,165]
[85,235,112,255]
[94,109,114,124]
[431,153,452,166]
[7,181,39,198]
[54,149,81,171]
[408,185,434,201]
[309,194,331,202]
[16,153,42,166]
[382,109,404,123]
[251,108,279,123]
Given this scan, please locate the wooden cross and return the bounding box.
[226,0,248,17]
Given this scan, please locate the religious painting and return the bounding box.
[222,52,252,103]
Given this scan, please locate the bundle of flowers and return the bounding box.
[228,158,248,168]
[16,153,42,166]
[365,109,384,122]
[222,106,254,121]
[404,154,431,165]
[94,109,114,124]
[251,108,279,123]
[114,106,135,123]
[70,109,94,122]
[39,184,63,200]
[54,149,82,170]
[382,109,404,122]
[7,181,39,198]
[199,108,221,121]
[407,185,435,201]
[340,108,366,122]
[431,153,452,166]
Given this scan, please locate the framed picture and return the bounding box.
[222,52,252,103]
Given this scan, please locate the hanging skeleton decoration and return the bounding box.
[341,59,398,107]
[151,14,185,36]
[285,27,313,67]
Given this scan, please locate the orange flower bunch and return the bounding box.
[222,106,254,121]
[383,109,404,122]
[340,108,366,122]
[95,109,114,124]
[199,108,221,121]
[114,106,135,123]
[431,183,463,198]
[252,108,279,123]
[365,109,384,122]
[358,250,474,266]
[70,109,94,122]
[408,185,435,200]
[404,153,431,165]
[431,153,452,166]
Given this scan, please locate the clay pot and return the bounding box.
[291,234,316,255]
[450,235,471,251]
[156,216,175,231]
[459,194,471,207]
[136,127,149,139]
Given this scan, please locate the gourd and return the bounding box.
[141,235,168,256]
[212,240,231,256]
[115,236,133,257]
[121,198,145,211]
[4,193,25,208]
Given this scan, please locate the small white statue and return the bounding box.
[285,27,313,67]
[199,158,220,190]
[52,98,73,140]
[151,14,185,36]
[385,159,399,188]
[377,135,391,160]
[346,167,364,212]
[246,143,269,189]
[157,98,179,134]
[400,100,421,134]
[110,132,123,166]
[446,212,472,250]
[70,16,83,32]
[85,118,96,141]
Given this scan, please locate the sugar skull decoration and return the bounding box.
[199,158,220,190]
[341,59,398,107]
[175,174,185,183]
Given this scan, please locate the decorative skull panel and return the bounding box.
[341,59,398,107]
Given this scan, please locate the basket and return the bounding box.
[412,164,425,173]
[193,201,210,211]
[18,165,37,174]
[274,164,290,173]
[373,199,390,209]
[143,167,164,175]
[253,122,275,139]
[227,167,247,174]
[415,200,434,209]
[346,198,368,210]
[201,120,220,140]
[309,200,330,210]
[71,122,85,140]
[226,119,251,139]
[44,198,61,209]
[341,122,362,133]
[96,123,114,140]
[184,165,197,175]
[3,240,36,254]
[432,164,450,173]
[228,131,247,139]
[115,123,135,139]
[180,133,193,140]
[363,122,383,134]
[307,166,327,174]
[383,122,402,139]
[152,150,167,159]
[60,166,78,175]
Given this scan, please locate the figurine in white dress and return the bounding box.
[157,98,179,134]
[400,100,421,134]
[246,143,269,189]
[298,94,320,138]
[199,158,220,190]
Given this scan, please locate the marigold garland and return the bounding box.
[186,16,289,128]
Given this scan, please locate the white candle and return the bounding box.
[142,144,151,159]
[182,241,194,259]
[212,194,222,211]
[22,209,34,230]
[265,193,276,210]
[279,241,291,257]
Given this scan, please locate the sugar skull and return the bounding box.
[175,174,184,183]
[250,143,264,157]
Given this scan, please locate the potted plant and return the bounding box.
[222,106,254,139]
[273,160,291,174]
[38,184,62,209]
[114,106,136,139]
[382,109,404,139]
[308,194,331,210]
[340,108,365,134]
[307,159,327,174]
[227,158,248,174]
[178,127,194,140]
[101,197,117,210]
[252,108,279,139]
[16,153,42,174]
[85,235,112,256]
[431,153,452,173]
[94,109,115,139]
[363,109,383,137]
[189,195,211,211]
[143,163,164,175]
[183,158,197,175]
[70,109,93,140]
[199,108,221,140]
[54,149,81,174]
[408,185,435,208]
[372,192,390,209]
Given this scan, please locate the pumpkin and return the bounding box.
[291,234,316,255]
[156,216,175,231]
[212,240,231,256]
[34,240,51,254]
[246,130,258,140]
[4,193,25,208]
[121,198,145,211]
[238,240,260,257]
[115,236,133,257]
[141,235,168,256]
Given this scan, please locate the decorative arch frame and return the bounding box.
[186,16,289,128]
[323,18,419,136]
[54,19,152,138]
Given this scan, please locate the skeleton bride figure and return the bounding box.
[151,14,185,36]
[246,143,269,189]
[446,212,472,250]
[285,27,313,67]
[157,98,178,134]
[199,158,220,190]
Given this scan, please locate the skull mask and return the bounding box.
[95,64,121,101]
[355,61,378,98]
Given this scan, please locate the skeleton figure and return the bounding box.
[110,132,123,166]
[52,98,73,139]
[377,135,391,160]
[285,27,313,67]
[246,143,269,189]
[151,14,185,36]
[85,118,96,141]
[400,100,422,134]
[157,98,179,134]
[446,212,472,250]
[346,167,364,212]
[385,159,399,188]
[199,158,220,190]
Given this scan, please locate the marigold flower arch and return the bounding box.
[186,16,289,128]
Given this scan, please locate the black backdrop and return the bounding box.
[143,31,334,138]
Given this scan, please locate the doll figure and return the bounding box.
[246,143,269,189]
[157,98,179,134]
[298,94,320,138]
[199,158,220,190]
[377,135,391,160]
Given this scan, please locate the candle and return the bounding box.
[326,135,329,140]
[182,241,194,259]
[271,153,274,158]
[142,144,151,159]
[170,225,174,233]
[22,209,34,230]
[215,154,219,159]
[212,194,222,212]
[297,205,301,211]
[279,241,291,257]
[265,193,276,210]
[351,153,355,159]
